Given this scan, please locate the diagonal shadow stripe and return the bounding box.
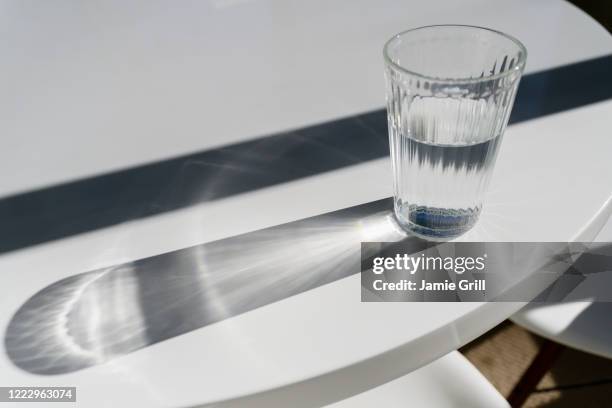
[1,55,612,254]
[4,199,414,375]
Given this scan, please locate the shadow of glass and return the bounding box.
[4,198,430,375]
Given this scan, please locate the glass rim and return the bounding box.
[383,24,528,84]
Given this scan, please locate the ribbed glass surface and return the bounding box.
[384,25,526,239]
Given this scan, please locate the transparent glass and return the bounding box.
[384,25,526,240]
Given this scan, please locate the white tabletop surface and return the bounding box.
[1,0,612,407]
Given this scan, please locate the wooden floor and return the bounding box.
[461,321,612,407]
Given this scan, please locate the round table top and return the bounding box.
[1,0,611,407]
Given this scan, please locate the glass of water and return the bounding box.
[384,25,526,240]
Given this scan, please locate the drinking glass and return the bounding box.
[384,25,526,240]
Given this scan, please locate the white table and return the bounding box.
[1,0,611,407]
